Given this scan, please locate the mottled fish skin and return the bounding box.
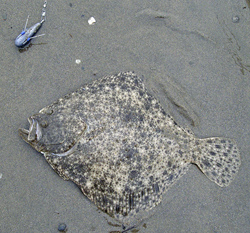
[19,71,241,224]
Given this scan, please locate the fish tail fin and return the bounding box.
[192,137,241,187]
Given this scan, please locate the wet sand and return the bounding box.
[0,0,250,232]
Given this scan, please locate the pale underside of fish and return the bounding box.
[19,71,241,224]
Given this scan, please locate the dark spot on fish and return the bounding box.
[129,170,138,179]
[120,76,125,82]
[124,112,134,122]
[145,103,151,110]
[109,83,116,88]
[155,128,162,133]
[121,84,128,90]
[178,150,183,155]
[122,138,127,143]
[128,194,134,209]
[139,90,144,96]
[153,183,159,193]
[162,110,166,115]
[102,195,108,206]
[210,151,216,156]
[202,159,211,167]
[212,171,217,176]
[215,145,221,149]
[116,205,120,213]
[133,78,139,86]
[98,84,104,90]
[140,190,144,198]
[216,163,222,167]
[139,115,144,122]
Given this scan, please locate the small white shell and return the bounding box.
[75,59,81,64]
[88,17,96,25]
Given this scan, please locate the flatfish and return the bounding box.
[19,71,241,224]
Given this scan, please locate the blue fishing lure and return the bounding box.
[15,1,47,48]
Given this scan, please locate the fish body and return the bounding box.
[19,71,241,223]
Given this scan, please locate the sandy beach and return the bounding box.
[0,0,250,232]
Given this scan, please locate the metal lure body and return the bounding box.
[15,18,44,47]
[15,1,47,48]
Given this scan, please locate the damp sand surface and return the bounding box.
[0,0,250,232]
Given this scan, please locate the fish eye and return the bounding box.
[44,109,53,115]
[40,120,48,128]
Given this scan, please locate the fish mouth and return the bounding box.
[19,117,43,143]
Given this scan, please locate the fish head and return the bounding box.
[19,109,87,155]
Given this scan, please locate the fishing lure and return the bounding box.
[15,1,47,48]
